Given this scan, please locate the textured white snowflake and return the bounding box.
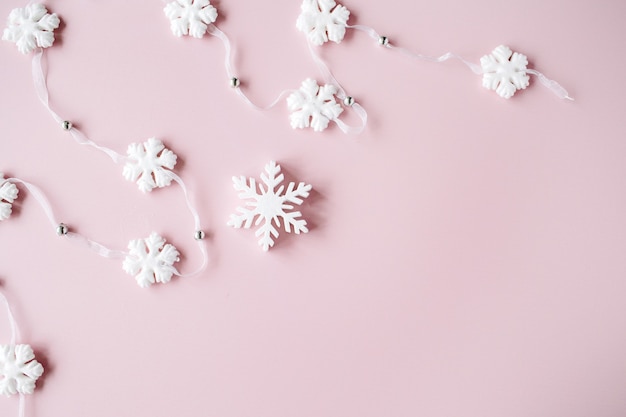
[480,45,530,99]
[0,174,18,221]
[287,78,343,132]
[0,344,44,396]
[123,138,177,193]
[2,4,60,54]
[228,161,312,251]
[123,232,180,288]
[296,0,350,45]
[164,0,218,38]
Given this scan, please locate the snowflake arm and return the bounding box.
[0,344,44,396]
[123,138,177,193]
[122,233,180,288]
[2,4,60,54]
[287,78,343,132]
[227,161,312,251]
[0,174,19,221]
[296,0,350,45]
[480,45,530,99]
[164,0,218,38]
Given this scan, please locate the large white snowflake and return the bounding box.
[287,78,343,132]
[122,232,180,288]
[0,174,18,221]
[0,344,44,396]
[296,0,350,46]
[480,45,530,99]
[164,0,218,38]
[228,161,312,251]
[2,4,60,54]
[123,138,177,193]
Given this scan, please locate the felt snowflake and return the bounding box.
[2,4,60,54]
[0,344,44,396]
[480,45,530,99]
[287,78,343,132]
[296,0,350,45]
[164,0,218,38]
[0,174,18,221]
[123,232,180,288]
[123,138,177,193]
[228,161,312,251]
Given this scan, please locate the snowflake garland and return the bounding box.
[2,3,60,54]
[480,45,530,99]
[287,78,344,132]
[0,174,18,221]
[228,161,312,251]
[123,138,178,193]
[296,0,350,46]
[0,344,44,396]
[122,232,180,288]
[164,0,218,38]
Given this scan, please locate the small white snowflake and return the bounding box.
[480,45,530,99]
[123,138,177,193]
[164,0,218,38]
[122,232,180,288]
[228,161,312,251]
[0,174,18,221]
[296,0,350,46]
[287,78,343,132]
[2,4,60,54]
[0,344,44,396]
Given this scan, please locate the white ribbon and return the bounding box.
[7,178,59,230]
[32,50,127,163]
[347,24,572,99]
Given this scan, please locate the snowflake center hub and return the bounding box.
[256,191,283,217]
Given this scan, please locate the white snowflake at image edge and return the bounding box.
[0,344,44,396]
[228,161,312,251]
[287,78,343,132]
[480,45,530,99]
[164,0,218,38]
[123,137,178,193]
[2,3,60,54]
[296,0,350,45]
[122,232,180,288]
[0,174,18,221]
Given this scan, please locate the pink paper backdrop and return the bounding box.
[1,0,625,416]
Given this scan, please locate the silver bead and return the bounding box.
[378,36,389,46]
[56,223,69,236]
[230,77,240,88]
[194,230,205,240]
[343,96,355,107]
[62,121,73,131]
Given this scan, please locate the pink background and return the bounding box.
[1,0,625,416]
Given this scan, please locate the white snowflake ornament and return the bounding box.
[123,138,177,193]
[480,45,530,99]
[0,344,44,396]
[164,0,218,38]
[287,78,343,132]
[0,174,18,221]
[2,4,60,54]
[123,232,180,288]
[228,161,312,251]
[296,0,350,46]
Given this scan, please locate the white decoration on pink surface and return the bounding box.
[287,78,343,132]
[123,138,177,193]
[164,0,218,38]
[0,344,44,396]
[2,4,60,54]
[0,174,18,221]
[228,161,312,251]
[480,45,530,99]
[123,232,180,288]
[296,0,350,46]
